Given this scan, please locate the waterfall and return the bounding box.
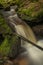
[2,9,43,65]
[10,14,43,65]
[9,14,37,43]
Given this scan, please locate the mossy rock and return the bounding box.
[17,1,43,22]
[0,0,15,8]
[0,34,19,57]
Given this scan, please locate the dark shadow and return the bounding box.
[0,33,4,45]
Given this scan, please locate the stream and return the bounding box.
[1,6,43,65]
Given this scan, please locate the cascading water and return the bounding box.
[8,14,43,65]
[2,8,43,65]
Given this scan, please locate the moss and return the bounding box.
[0,14,12,33]
[0,37,10,56]
[17,1,43,22]
[0,0,15,8]
[0,35,18,56]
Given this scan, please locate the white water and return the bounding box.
[9,14,37,43]
[15,23,43,65]
[11,15,43,65]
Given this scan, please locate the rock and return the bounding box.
[33,25,43,39]
[16,0,43,22]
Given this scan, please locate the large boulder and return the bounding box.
[16,0,43,22]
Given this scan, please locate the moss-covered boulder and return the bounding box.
[0,35,19,56]
[0,0,12,8]
[16,0,43,22]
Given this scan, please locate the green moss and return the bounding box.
[0,0,15,8]
[0,37,10,56]
[17,1,43,21]
[0,35,18,56]
[0,14,12,33]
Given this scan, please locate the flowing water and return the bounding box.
[9,14,43,65]
[2,8,43,65]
